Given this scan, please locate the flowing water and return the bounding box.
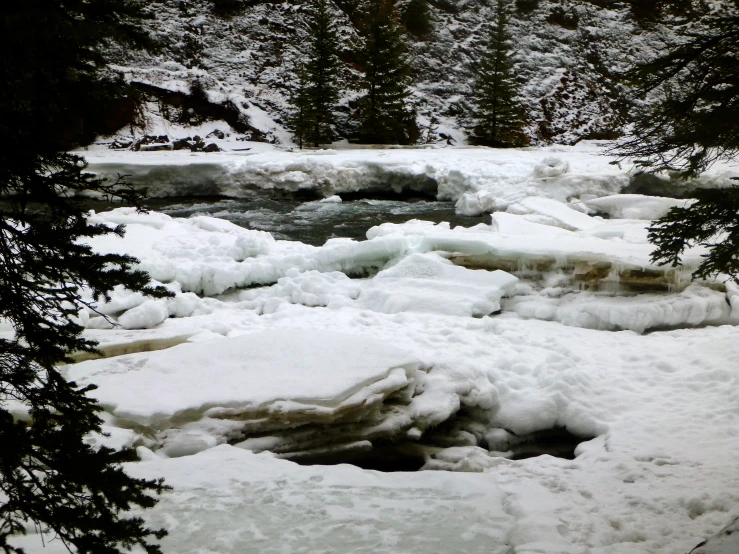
[86,194,489,245]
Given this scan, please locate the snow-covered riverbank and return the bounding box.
[79,142,738,214]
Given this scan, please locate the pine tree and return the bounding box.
[0,1,170,552]
[354,0,419,144]
[611,10,739,177]
[288,63,313,149]
[610,9,739,280]
[468,0,529,148]
[401,0,432,40]
[305,0,341,146]
[288,0,340,148]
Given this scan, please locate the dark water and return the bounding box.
[84,195,488,246]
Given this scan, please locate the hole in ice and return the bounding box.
[286,428,595,473]
[506,427,593,461]
[290,442,426,473]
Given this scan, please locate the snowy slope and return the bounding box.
[105,0,683,146]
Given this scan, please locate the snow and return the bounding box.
[16,145,739,553]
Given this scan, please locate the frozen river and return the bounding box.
[12,144,739,553]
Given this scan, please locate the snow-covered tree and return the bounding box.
[468,0,529,148]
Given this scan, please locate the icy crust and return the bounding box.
[122,446,513,554]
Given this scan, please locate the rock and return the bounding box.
[203,142,221,152]
[140,143,173,151]
[132,134,170,151]
[689,517,739,553]
[206,128,226,139]
[173,138,192,150]
[109,139,133,150]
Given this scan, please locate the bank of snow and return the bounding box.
[79,142,738,212]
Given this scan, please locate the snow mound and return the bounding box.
[87,208,291,295]
[238,253,518,318]
[359,252,518,316]
[532,156,571,178]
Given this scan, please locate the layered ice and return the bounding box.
[508,284,732,333]
[66,329,421,424]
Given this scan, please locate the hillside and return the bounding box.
[106,0,680,147]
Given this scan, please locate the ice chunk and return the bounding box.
[583,194,695,219]
[358,253,518,317]
[320,194,342,203]
[117,299,170,330]
[66,329,422,427]
[506,196,601,231]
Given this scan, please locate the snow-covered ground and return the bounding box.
[15,145,739,553]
